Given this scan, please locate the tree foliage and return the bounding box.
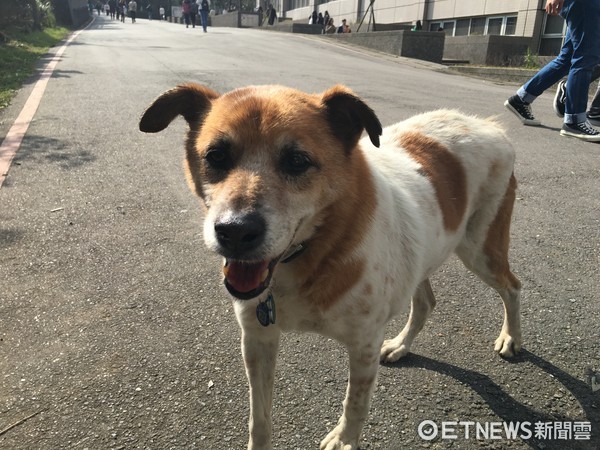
[1,0,57,32]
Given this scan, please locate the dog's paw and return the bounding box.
[320,426,358,450]
[380,337,410,363]
[494,331,522,357]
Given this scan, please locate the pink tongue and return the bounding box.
[225,261,269,293]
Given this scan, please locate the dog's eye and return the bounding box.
[205,147,232,171]
[281,150,313,176]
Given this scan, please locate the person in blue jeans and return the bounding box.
[553,64,600,126]
[504,0,600,142]
[200,0,209,32]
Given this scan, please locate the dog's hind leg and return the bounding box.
[380,279,436,363]
[458,256,522,358]
[457,174,522,358]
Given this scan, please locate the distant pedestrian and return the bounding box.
[309,10,317,24]
[323,10,330,27]
[182,0,192,27]
[146,2,153,20]
[337,18,351,33]
[109,0,116,19]
[257,5,263,26]
[200,0,209,32]
[317,12,324,26]
[267,3,276,25]
[128,0,137,22]
[159,5,165,19]
[119,0,126,22]
[412,20,422,31]
[324,17,336,34]
[189,0,199,27]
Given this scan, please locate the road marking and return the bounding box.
[0,20,93,189]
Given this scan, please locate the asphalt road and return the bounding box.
[0,15,599,450]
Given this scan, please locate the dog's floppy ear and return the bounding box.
[321,85,382,152]
[139,83,220,133]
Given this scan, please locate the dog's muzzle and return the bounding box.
[214,213,274,300]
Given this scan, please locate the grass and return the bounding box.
[0,27,70,110]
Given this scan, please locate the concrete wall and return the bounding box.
[324,30,445,63]
[290,23,326,34]
[211,12,239,27]
[211,12,259,27]
[241,13,260,27]
[444,35,533,66]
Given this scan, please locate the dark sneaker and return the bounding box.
[553,79,566,117]
[587,107,600,127]
[560,121,600,142]
[504,95,541,126]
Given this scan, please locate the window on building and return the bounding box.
[540,14,566,55]
[486,17,503,35]
[455,19,470,36]
[431,15,517,37]
[505,16,517,35]
[470,17,486,35]
[485,16,517,35]
[442,21,455,35]
[430,20,455,35]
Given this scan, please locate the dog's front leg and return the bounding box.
[241,326,280,450]
[320,340,382,450]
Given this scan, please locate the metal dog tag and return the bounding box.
[256,293,276,327]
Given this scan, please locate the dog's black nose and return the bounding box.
[214,213,266,254]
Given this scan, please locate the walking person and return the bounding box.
[182,0,192,28]
[200,0,209,32]
[190,0,198,28]
[267,3,276,26]
[128,0,137,22]
[109,0,116,18]
[119,0,127,22]
[504,0,600,142]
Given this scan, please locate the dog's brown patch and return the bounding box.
[483,173,522,291]
[291,145,377,310]
[398,131,467,232]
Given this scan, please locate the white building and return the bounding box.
[276,0,565,55]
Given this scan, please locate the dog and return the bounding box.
[139,83,522,450]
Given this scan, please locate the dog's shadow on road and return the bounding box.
[384,350,599,449]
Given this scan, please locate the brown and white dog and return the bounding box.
[139,84,522,450]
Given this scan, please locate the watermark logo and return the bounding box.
[417,420,592,441]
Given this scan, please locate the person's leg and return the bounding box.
[587,66,600,124]
[505,29,573,126]
[562,0,600,124]
[202,10,208,31]
[518,30,572,103]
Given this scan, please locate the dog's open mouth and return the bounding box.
[222,258,280,300]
